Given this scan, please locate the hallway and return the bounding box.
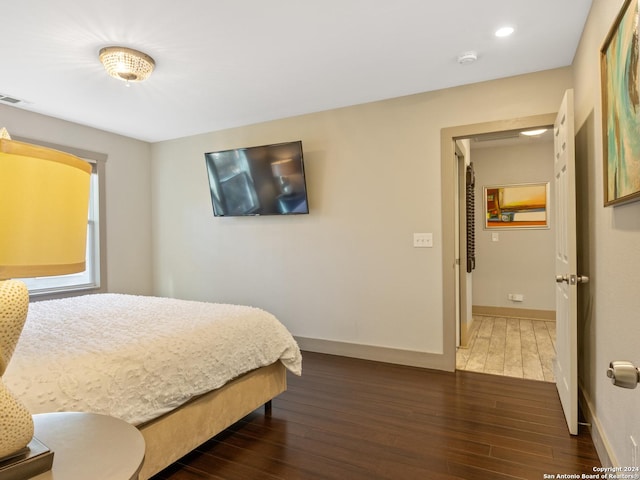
[456,315,556,382]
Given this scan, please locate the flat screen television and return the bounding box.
[204,140,309,216]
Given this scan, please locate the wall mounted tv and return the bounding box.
[204,140,309,216]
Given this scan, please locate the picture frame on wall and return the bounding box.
[601,0,640,206]
[484,182,550,230]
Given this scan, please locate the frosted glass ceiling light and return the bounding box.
[521,129,548,136]
[99,46,155,83]
[495,26,515,37]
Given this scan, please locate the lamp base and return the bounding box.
[0,437,53,480]
[0,279,35,458]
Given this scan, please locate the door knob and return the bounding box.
[607,361,640,389]
[555,275,569,283]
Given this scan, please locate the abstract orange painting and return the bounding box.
[484,183,549,229]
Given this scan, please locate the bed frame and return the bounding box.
[136,361,287,480]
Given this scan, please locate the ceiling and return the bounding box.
[0,1,592,143]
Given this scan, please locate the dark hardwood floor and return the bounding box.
[151,351,600,480]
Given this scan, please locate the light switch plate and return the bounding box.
[413,233,433,248]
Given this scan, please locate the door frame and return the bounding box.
[440,113,557,371]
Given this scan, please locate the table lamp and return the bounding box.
[0,128,91,470]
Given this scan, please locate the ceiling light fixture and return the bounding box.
[521,128,548,136]
[99,46,155,83]
[495,26,515,37]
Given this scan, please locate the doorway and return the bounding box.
[455,129,557,381]
[440,113,557,374]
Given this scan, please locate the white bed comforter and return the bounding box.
[3,294,302,425]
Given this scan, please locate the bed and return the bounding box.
[3,293,302,480]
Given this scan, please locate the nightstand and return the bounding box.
[30,412,145,480]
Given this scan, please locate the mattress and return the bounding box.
[3,293,302,425]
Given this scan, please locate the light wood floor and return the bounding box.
[456,315,557,382]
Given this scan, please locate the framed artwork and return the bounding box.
[601,0,640,206]
[484,182,550,230]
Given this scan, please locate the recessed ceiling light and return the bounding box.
[521,129,548,136]
[495,26,515,37]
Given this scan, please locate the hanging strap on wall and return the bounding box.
[466,163,476,273]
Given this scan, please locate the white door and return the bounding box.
[554,89,582,435]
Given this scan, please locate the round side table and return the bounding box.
[31,412,145,480]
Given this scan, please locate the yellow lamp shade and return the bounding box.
[0,138,91,280]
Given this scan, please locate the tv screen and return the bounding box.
[204,140,309,216]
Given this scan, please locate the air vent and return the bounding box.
[0,94,24,104]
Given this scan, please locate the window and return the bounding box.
[23,161,101,295]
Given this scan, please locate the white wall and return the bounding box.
[150,67,572,361]
[471,141,555,311]
[0,104,154,295]
[572,0,640,468]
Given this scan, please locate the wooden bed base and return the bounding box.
[136,361,287,480]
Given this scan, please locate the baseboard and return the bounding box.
[579,384,616,467]
[294,336,453,371]
[472,305,556,321]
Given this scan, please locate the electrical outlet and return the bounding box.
[508,293,524,302]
